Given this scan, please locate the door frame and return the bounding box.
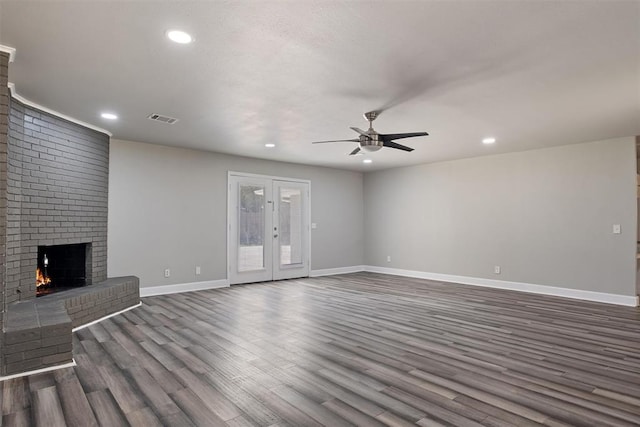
[227,171,311,284]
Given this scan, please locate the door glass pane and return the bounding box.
[238,184,264,272]
[279,187,303,266]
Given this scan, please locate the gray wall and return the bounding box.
[108,139,364,288]
[364,137,637,297]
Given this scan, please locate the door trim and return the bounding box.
[227,171,311,284]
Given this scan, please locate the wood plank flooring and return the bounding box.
[2,272,640,426]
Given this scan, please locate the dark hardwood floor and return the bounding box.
[2,272,640,426]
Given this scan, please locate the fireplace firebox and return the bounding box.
[36,243,92,297]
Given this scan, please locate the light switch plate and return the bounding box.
[613,224,621,234]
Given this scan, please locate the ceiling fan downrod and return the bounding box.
[364,111,379,129]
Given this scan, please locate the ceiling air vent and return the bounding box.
[147,113,179,124]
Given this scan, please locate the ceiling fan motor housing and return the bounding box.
[359,132,383,152]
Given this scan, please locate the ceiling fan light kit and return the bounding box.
[312,110,428,157]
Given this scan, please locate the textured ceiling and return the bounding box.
[1,1,639,171]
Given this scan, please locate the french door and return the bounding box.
[228,173,310,285]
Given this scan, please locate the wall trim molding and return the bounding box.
[310,265,365,277]
[363,265,639,307]
[73,302,142,332]
[0,360,77,382]
[0,44,16,62]
[140,279,230,297]
[135,267,639,306]
[7,82,113,137]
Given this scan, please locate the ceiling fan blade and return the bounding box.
[383,140,414,152]
[379,132,428,141]
[349,147,361,156]
[350,127,368,136]
[311,138,360,144]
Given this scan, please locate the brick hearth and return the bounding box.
[3,277,139,375]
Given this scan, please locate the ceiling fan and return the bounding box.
[312,111,428,155]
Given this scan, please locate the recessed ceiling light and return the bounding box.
[363,159,373,164]
[167,30,193,44]
[265,143,275,148]
[101,112,118,120]
[482,137,496,144]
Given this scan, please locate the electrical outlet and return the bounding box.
[311,223,317,229]
[494,265,501,274]
[386,255,391,262]
[195,266,201,275]
[164,268,170,278]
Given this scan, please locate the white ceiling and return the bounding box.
[1,1,639,171]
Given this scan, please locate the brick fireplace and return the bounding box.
[5,94,108,302]
[0,49,139,376]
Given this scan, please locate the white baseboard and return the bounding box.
[73,302,142,332]
[139,268,638,306]
[363,265,639,307]
[310,265,365,277]
[140,279,230,297]
[0,359,77,382]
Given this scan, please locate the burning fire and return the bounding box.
[36,268,51,288]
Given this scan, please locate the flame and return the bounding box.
[36,268,51,287]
